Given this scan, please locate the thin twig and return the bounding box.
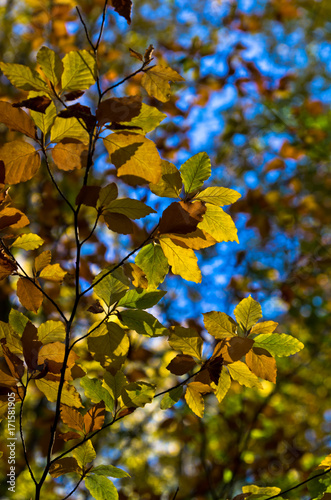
[172,487,179,500]
[101,63,154,98]
[61,474,85,500]
[266,467,331,499]
[19,377,37,486]
[80,213,100,246]
[154,364,206,399]
[76,6,95,50]
[95,0,109,50]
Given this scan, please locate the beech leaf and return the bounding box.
[52,141,88,171]
[11,234,44,251]
[61,50,96,91]
[159,236,201,283]
[141,65,185,102]
[17,278,43,313]
[0,141,40,185]
[198,204,239,243]
[135,243,169,289]
[0,100,37,139]
[234,296,263,332]
[180,152,211,195]
[253,333,304,357]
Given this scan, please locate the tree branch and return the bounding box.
[101,62,154,98]
[266,467,331,499]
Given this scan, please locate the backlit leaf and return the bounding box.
[0,62,48,91]
[50,116,89,144]
[37,46,63,86]
[17,278,43,313]
[97,96,141,126]
[37,320,66,344]
[0,100,37,139]
[194,186,241,206]
[159,236,201,283]
[242,485,281,499]
[0,141,40,185]
[9,309,29,336]
[52,141,88,171]
[246,348,277,383]
[234,296,262,332]
[80,376,115,413]
[111,0,132,24]
[87,323,129,368]
[105,198,156,219]
[91,465,130,478]
[103,132,162,184]
[250,321,278,335]
[168,326,202,360]
[49,458,82,478]
[121,381,155,408]
[61,50,96,91]
[215,369,231,403]
[185,382,210,418]
[84,402,106,434]
[117,289,166,309]
[198,204,239,243]
[85,475,118,500]
[103,371,127,401]
[93,267,129,307]
[135,243,169,289]
[34,251,52,273]
[11,233,44,251]
[180,152,211,195]
[60,405,84,432]
[141,65,185,102]
[0,207,29,230]
[35,379,83,407]
[121,103,166,134]
[97,183,118,209]
[160,386,183,410]
[253,333,304,357]
[166,354,196,375]
[227,361,262,388]
[203,311,237,338]
[30,95,57,135]
[119,309,168,337]
[167,229,216,250]
[72,440,96,468]
[39,264,66,282]
[149,160,182,198]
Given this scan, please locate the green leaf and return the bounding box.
[11,233,44,251]
[203,311,237,339]
[30,98,57,135]
[93,267,130,307]
[159,236,201,283]
[80,376,115,413]
[87,323,129,368]
[149,160,183,198]
[117,289,166,309]
[120,103,166,133]
[119,309,168,337]
[85,475,118,500]
[227,361,262,388]
[135,243,169,289]
[102,371,127,400]
[168,326,202,360]
[105,198,156,219]
[9,310,29,336]
[72,440,96,468]
[253,333,304,357]
[37,320,66,344]
[91,465,130,478]
[160,386,183,410]
[50,117,89,144]
[37,46,63,86]
[0,62,49,91]
[215,368,231,403]
[242,485,282,499]
[234,296,262,332]
[198,204,239,243]
[180,152,211,195]
[61,50,96,91]
[121,381,156,408]
[194,186,241,206]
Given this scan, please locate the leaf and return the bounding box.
[185,382,208,418]
[9,309,29,336]
[227,361,262,388]
[50,117,89,144]
[117,289,166,309]
[80,376,115,413]
[39,264,66,282]
[30,96,57,135]
[253,333,304,357]
[0,322,22,355]
[180,152,211,195]
[158,201,206,235]
[149,160,182,198]
[97,96,142,127]
[0,62,48,91]
[194,186,241,206]
[119,309,167,337]
[97,183,118,209]
[123,262,148,289]
[215,369,231,403]
[135,243,169,289]
[35,379,83,407]
[141,65,185,102]
[60,405,84,432]
[87,323,129,368]
[11,234,44,251]
[242,485,281,499]
[84,402,106,434]
[121,103,166,134]
[72,440,96,468]
[85,475,118,500]
[34,251,52,273]
[0,141,40,185]
[0,100,37,139]
[0,207,29,230]
[103,132,162,184]
[103,213,134,234]
[250,321,278,335]
[160,386,183,410]
[234,296,262,332]
[93,267,129,307]
[166,354,196,375]
[61,50,96,91]
[17,278,43,313]
[105,198,156,219]
[52,141,88,171]
[49,457,82,478]
[91,465,130,478]
[0,252,17,281]
[203,311,237,339]
[198,204,239,243]
[37,46,63,86]
[37,320,66,344]
[103,371,127,400]
[13,96,52,113]
[168,326,202,360]
[246,348,277,383]
[129,48,143,61]
[76,186,101,207]
[159,236,201,283]
[212,337,254,364]
[161,229,216,250]
[121,381,155,408]
[111,0,132,24]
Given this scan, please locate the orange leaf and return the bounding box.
[60,405,85,432]
[0,100,37,139]
[96,96,141,126]
[84,402,106,434]
[246,347,277,383]
[159,201,206,235]
[52,140,88,171]
[0,141,40,184]
[17,278,43,313]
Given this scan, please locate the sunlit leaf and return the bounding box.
[93,267,129,307]
[0,62,48,91]
[39,264,66,282]
[168,326,202,360]
[194,186,241,206]
[121,381,155,408]
[85,475,118,500]
[185,382,210,418]
[253,333,304,357]
[102,371,127,401]
[250,321,278,335]
[160,386,183,410]
[72,440,96,468]
[50,117,89,144]
[105,198,156,219]
[227,361,262,388]
[149,160,182,198]
[180,152,211,195]
[61,50,96,91]
[135,243,169,289]
[246,348,277,383]
[84,402,106,434]
[141,65,185,102]
[119,309,168,337]
[0,100,37,139]
[234,296,262,332]
[159,236,201,283]
[52,141,88,171]
[11,233,44,251]
[121,103,166,134]
[203,311,237,339]
[198,204,239,243]
[60,405,84,432]
[35,379,83,407]
[117,289,166,309]
[17,278,43,313]
[30,95,57,135]
[34,251,52,273]
[37,46,63,86]
[37,320,66,344]
[80,376,115,413]
[0,141,40,184]
[87,323,129,368]
[214,368,231,403]
[91,465,130,478]
[49,458,82,478]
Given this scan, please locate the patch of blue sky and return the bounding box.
[200,55,228,78]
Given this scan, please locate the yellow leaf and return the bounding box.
[34,251,52,273]
[0,207,29,230]
[50,117,89,144]
[61,50,96,91]
[49,457,82,478]
[39,264,66,282]
[103,132,162,184]
[246,348,277,383]
[17,278,43,313]
[72,440,96,467]
[168,326,202,360]
[318,454,331,468]
[38,320,66,344]
[250,321,278,335]
[198,203,239,243]
[35,378,83,407]
[0,100,37,139]
[203,311,237,338]
[12,233,44,251]
[227,361,262,388]
[149,160,182,198]
[194,186,241,206]
[87,322,129,368]
[141,65,185,102]
[29,92,57,135]
[215,369,231,403]
[52,141,88,171]
[234,296,263,332]
[0,141,41,185]
[159,236,201,283]
[185,382,209,418]
[167,229,217,250]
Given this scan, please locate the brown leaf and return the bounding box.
[60,405,84,432]
[87,300,104,314]
[34,251,52,273]
[63,90,85,102]
[17,278,43,313]
[111,0,132,24]
[75,185,101,207]
[103,212,134,234]
[144,44,154,63]
[0,250,17,280]
[166,354,196,375]
[21,322,42,371]
[12,96,52,114]
[129,48,143,61]
[206,355,223,385]
[49,457,82,477]
[58,103,96,130]
[0,100,37,139]
[84,402,106,434]
[52,140,88,171]
[212,337,254,364]
[158,201,206,235]
[1,342,24,380]
[246,347,277,383]
[0,207,29,229]
[0,161,5,184]
[38,342,78,379]
[57,431,82,442]
[96,96,142,127]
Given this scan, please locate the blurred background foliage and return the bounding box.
[0,0,331,498]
